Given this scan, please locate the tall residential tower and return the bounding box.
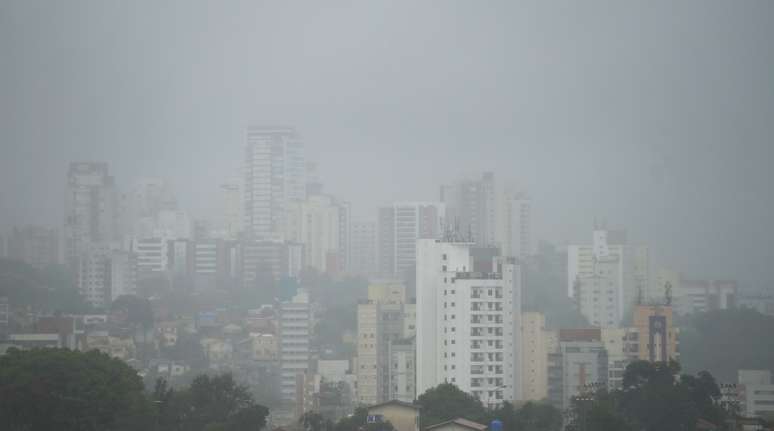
[244,126,306,240]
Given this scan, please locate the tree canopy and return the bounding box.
[0,347,152,431]
[416,383,562,431]
[679,308,774,382]
[567,360,728,431]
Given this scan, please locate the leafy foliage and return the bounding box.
[679,308,774,382]
[0,259,92,314]
[417,382,488,427]
[568,360,728,431]
[0,348,152,430]
[153,373,269,431]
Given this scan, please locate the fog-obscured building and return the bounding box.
[377,202,445,278]
[64,162,120,269]
[567,228,649,323]
[350,220,377,277]
[244,126,306,241]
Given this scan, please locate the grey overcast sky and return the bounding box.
[1,0,773,289]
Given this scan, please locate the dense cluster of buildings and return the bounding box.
[1,125,773,428]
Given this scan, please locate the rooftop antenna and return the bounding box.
[664,281,673,306]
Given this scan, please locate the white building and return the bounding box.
[350,220,377,277]
[499,193,531,260]
[279,291,312,412]
[416,239,522,407]
[244,126,306,240]
[738,370,774,419]
[286,195,345,273]
[64,162,120,269]
[574,256,623,327]
[130,237,169,275]
[377,202,445,278]
[220,178,243,240]
[77,244,111,308]
[567,228,649,323]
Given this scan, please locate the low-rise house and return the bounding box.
[367,400,421,431]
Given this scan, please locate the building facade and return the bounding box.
[350,220,377,277]
[64,162,120,269]
[377,202,445,278]
[416,239,522,407]
[244,126,306,240]
[521,312,548,401]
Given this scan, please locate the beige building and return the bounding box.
[521,312,548,401]
[357,284,416,405]
[632,304,678,362]
[249,332,278,361]
[367,400,420,431]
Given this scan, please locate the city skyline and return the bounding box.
[2,1,773,291]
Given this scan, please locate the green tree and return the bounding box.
[680,308,774,382]
[0,259,92,315]
[416,383,487,427]
[301,411,334,431]
[155,374,269,431]
[0,348,152,431]
[576,360,728,431]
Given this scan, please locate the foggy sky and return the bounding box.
[1,0,773,289]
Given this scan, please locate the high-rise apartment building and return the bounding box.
[278,291,312,420]
[350,220,377,277]
[574,256,623,327]
[220,178,243,240]
[244,126,306,240]
[521,312,548,401]
[567,228,649,324]
[416,239,522,407]
[500,193,531,260]
[377,202,445,278]
[286,195,347,273]
[76,245,136,308]
[356,283,416,405]
[64,162,120,269]
[440,172,496,247]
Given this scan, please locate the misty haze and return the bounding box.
[1,1,773,430]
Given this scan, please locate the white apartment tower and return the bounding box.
[568,228,649,323]
[416,239,522,407]
[244,126,306,240]
[279,291,312,415]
